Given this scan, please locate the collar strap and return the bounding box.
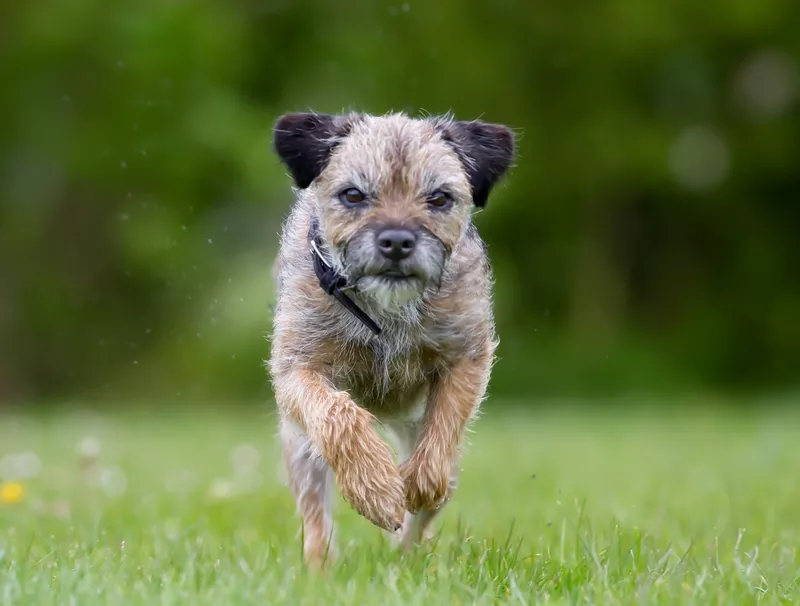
[308,217,382,336]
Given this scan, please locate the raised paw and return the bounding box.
[336,445,405,532]
[324,405,405,531]
[400,451,451,514]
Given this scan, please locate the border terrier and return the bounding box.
[269,111,515,566]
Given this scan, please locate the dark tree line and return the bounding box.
[1,0,798,403]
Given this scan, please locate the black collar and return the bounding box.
[308,217,382,336]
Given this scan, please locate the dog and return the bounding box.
[268,111,515,566]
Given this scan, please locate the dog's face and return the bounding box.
[274,112,515,308]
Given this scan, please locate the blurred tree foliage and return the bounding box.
[1,0,798,404]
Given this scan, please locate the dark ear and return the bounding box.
[273,113,350,188]
[446,121,516,207]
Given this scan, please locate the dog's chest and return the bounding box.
[330,334,442,413]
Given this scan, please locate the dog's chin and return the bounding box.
[356,274,425,309]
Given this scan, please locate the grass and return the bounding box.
[1,401,799,604]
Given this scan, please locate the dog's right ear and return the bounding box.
[273,113,350,189]
[447,120,516,208]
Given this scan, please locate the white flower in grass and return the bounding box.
[16,452,42,479]
[209,478,233,499]
[0,452,42,480]
[100,467,127,497]
[77,437,102,462]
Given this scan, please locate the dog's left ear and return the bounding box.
[447,121,516,208]
[273,113,352,188]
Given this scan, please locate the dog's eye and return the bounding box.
[427,191,452,209]
[339,188,367,207]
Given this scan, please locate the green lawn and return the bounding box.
[1,402,798,604]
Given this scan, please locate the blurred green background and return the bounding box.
[1,0,798,406]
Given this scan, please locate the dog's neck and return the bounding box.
[307,216,383,336]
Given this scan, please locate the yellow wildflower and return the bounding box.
[0,481,25,504]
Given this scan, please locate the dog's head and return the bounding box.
[273,112,515,309]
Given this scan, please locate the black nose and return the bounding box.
[376,229,417,261]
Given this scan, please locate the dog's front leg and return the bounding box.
[274,368,406,534]
[400,351,492,515]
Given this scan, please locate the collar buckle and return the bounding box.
[308,218,382,336]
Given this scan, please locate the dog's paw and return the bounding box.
[337,450,405,532]
[327,406,405,532]
[400,452,450,513]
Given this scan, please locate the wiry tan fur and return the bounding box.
[268,111,514,567]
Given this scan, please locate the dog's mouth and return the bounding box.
[377,269,412,280]
[359,266,419,282]
[355,266,424,292]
